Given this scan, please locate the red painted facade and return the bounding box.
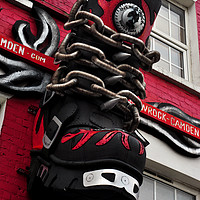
[0,0,200,199]
[0,98,39,199]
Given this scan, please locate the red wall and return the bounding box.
[0,1,61,199]
[0,0,67,44]
[0,98,39,199]
[39,0,76,14]
[0,1,200,200]
[144,71,200,119]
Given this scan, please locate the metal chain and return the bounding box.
[65,8,160,69]
[48,0,160,133]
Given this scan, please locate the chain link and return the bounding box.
[49,1,161,133]
[63,10,160,70]
[91,56,126,77]
[67,43,106,60]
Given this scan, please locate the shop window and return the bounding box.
[150,0,200,89]
[139,176,196,200]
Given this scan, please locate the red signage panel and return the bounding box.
[0,34,59,72]
[141,102,200,142]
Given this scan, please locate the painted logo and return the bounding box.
[113,3,146,36]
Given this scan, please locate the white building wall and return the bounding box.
[140,129,200,193]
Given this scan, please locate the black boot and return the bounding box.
[28,0,161,199]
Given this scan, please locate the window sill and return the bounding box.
[151,67,200,98]
[173,0,197,7]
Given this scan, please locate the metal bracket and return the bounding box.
[28,105,39,115]
[17,168,30,177]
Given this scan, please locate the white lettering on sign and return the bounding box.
[141,103,200,141]
[0,38,7,47]
[0,34,58,72]
[171,117,199,137]
[31,53,46,63]
[0,38,25,56]
[142,104,167,122]
[0,36,47,64]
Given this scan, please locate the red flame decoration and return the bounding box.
[61,129,144,155]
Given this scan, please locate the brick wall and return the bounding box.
[0,1,58,199]
[0,1,35,38]
[0,0,67,42]
[144,71,200,119]
[37,0,76,14]
[0,98,40,200]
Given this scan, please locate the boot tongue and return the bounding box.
[83,0,161,43]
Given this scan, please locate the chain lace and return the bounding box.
[47,0,160,133]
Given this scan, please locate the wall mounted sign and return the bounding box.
[0,34,59,72]
[141,102,200,142]
[0,6,60,95]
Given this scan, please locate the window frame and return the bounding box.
[139,172,199,200]
[151,0,189,80]
[150,0,200,96]
[152,0,188,47]
[150,32,189,80]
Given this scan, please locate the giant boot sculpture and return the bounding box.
[28,0,161,199]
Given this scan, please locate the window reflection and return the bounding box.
[155,0,186,44]
[139,176,195,200]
